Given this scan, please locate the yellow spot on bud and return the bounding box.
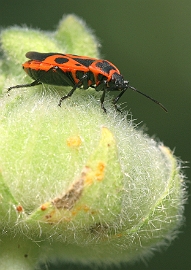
[67,135,82,148]
[95,162,105,181]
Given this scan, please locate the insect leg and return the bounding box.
[58,86,77,107]
[56,69,88,107]
[7,80,42,92]
[95,81,108,112]
[112,89,126,111]
[100,89,107,113]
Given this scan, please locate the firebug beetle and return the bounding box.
[7,51,167,112]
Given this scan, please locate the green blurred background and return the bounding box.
[0,1,190,269]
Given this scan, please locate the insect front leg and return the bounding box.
[112,89,126,112]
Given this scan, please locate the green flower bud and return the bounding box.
[0,15,186,270]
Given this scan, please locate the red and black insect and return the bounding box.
[7,51,167,112]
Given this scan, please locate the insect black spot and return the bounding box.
[96,61,117,74]
[75,63,82,66]
[55,57,69,64]
[73,58,95,67]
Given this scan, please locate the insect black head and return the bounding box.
[110,73,127,89]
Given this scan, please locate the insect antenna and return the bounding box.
[129,85,168,112]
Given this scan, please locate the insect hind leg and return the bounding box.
[7,80,42,93]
